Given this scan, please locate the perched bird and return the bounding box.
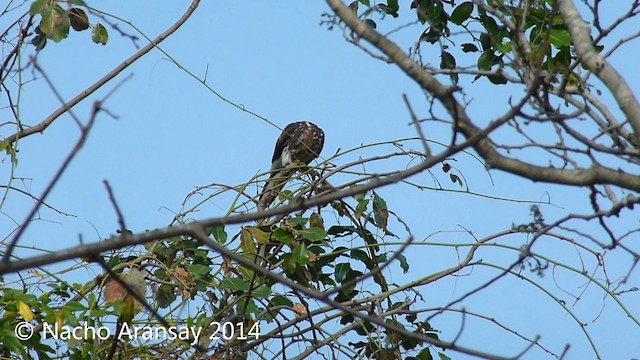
[258,121,325,211]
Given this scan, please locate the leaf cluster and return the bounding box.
[353,0,586,86]
[29,0,108,50]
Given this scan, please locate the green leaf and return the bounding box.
[91,23,108,45]
[416,348,434,360]
[553,47,571,72]
[219,278,249,292]
[480,14,499,36]
[359,0,370,5]
[593,42,604,52]
[450,2,473,25]
[379,0,399,17]
[396,254,409,273]
[186,264,210,276]
[292,243,310,266]
[209,225,227,243]
[327,225,357,236]
[420,27,441,44]
[355,197,369,217]
[391,210,412,235]
[300,227,327,242]
[270,295,294,307]
[552,14,564,26]
[64,301,87,311]
[549,28,571,48]
[40,6,70,42]
[29,0,47,15]
[372,192,388,231]
[278,189,293,202]
[480,32,492,51]
[477,50,494,71]
[440,51,456,69]
[273,228,294,244]
[250,285,272,298]
[488,71,508,84]
[461,43,478,52]
[365,19,377,29]
[353,320,374,335]
[0,329,22,354]
[240,228,257,253]
[499,40,512,54]
[335,263,352,283]
[247,226,269,244]
[438,352,452,360]
[288,216,308,227]
[350,249,369,263]
[440,50,458,84]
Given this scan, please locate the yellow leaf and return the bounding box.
[120,296,136,325]
[55,315,63,330]
[309,212,324,229]
[241,227,257,253]
[247,226,270,244]
[17,300,34,322]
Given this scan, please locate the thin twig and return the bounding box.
[403,93,431,156]
[2,101,100,263]
[3,0,201,146]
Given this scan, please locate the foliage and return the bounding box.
[29,0,107,49]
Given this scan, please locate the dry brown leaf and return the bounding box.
[172,267,190,286]
[222,257,233,277]
[103,279,126,303]
[293,303,308,319]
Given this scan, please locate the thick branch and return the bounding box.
[325,0,640,191]
[0,141,464,274]
[558,0,640,139]
[188,228,513,359]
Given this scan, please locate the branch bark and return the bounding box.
[558,0,640,140]
[325,0,640,192]
[3,0,201,146]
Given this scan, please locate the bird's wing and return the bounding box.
[259,121,324,211]
[270,123,299,169]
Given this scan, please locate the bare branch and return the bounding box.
[2,101,101,263]
[3,0,201,146]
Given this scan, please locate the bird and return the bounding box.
[258,121,325,211]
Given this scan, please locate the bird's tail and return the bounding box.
[258,170,291,211]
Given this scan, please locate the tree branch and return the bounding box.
[325,0,640,192]
[558,0,640,140]
[3,0,200,146]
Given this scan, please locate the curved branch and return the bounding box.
[325,0,640,192]
[3,0,201,146]
[558,0,640,139]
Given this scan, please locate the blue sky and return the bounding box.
[2,1,639,359]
